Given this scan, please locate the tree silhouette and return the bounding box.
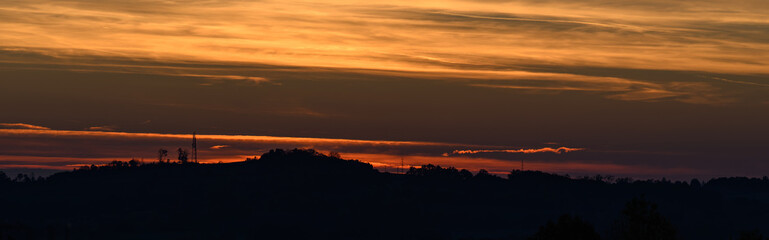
[690,178,702,188]
[14,173,31,183]
[177,148,189,164]
[610,196,677,240]
[158,148,168,163]
[128,159,140,167]
[459,169,473,180]
[0,171,9,183]
[406,164,473,180]
[529,214,601,240]
[107,160,128,168]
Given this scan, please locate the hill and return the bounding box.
[1,149,768,239]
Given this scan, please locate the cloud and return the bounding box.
[608,82,732,105]
[177,74,268,84]
[712,77,769,87]
[0,123,50,130]
[0,0,767,105]
[87,126,117,131]
[469,84,617,92]
[276,108,332,118]
[449,147,586,155]
[0,128,458,161]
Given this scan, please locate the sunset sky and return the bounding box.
[1,0,768,179]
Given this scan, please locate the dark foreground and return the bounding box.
[1,149,768,240]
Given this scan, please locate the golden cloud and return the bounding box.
[450,147,586,155]
[0,123,50,130]
[0,0,766,104]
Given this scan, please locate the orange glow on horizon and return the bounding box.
[0,126,726,179]
[342,153,700,177]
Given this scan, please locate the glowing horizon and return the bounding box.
[0,126,598,175]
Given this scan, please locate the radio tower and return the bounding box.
[192,131,198,163]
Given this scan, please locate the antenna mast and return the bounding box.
[192,131,198,163]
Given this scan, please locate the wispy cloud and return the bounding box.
[0,128,450,147]
[608,82,732,105]
[469,84,615,92]
[0,123,50,130]
[177,74,268,84]
[0,0,766,104]
[712,77,769,87]
[449,147,585,155]
[87,126,117,131]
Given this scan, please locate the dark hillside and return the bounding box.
[0,149,767,239]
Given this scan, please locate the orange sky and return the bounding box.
[2,0,769,103]
[0,127,594,174]
[0,127,720,179]
[1,0,768,179]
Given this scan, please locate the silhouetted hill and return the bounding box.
[1,149,768,239]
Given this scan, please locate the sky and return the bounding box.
[1,0,768,180]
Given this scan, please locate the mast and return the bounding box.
[192,131,198,163]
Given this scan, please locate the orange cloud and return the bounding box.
[1,0,767,105]
[450,147,585,155]
[87,126,117,131]
[0,123,50,130]
[0,128,450,147]
[177,74,268,83]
